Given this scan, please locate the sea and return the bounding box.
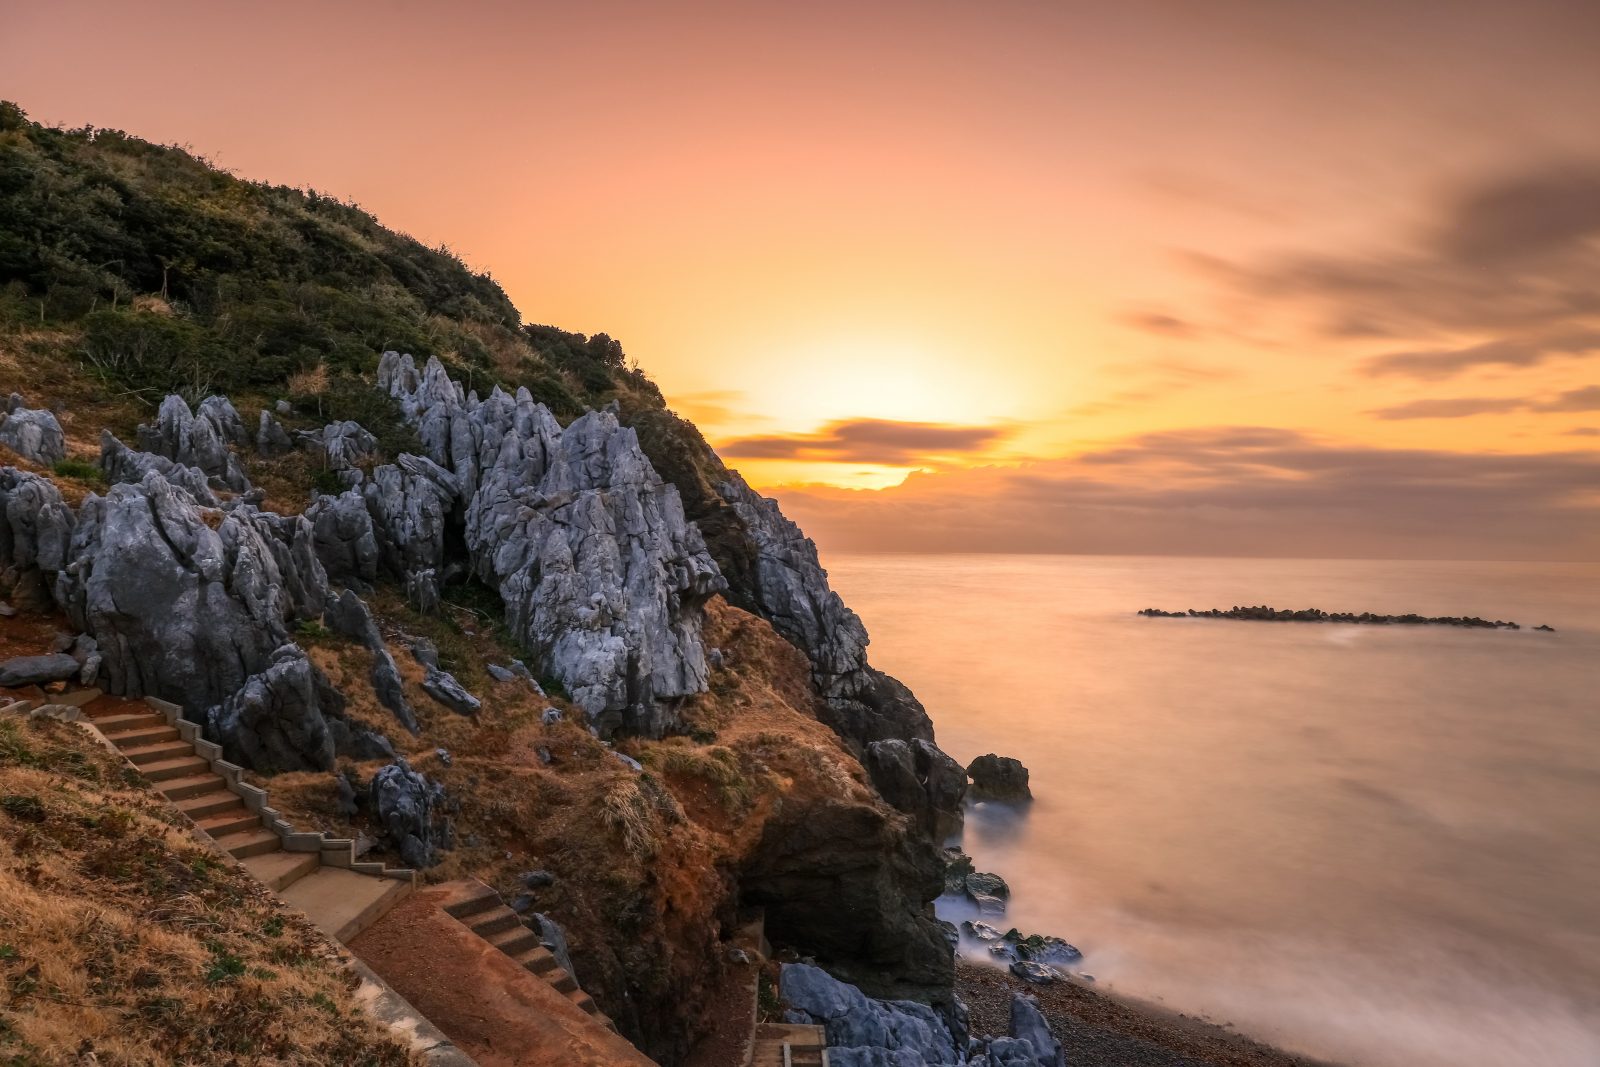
[825,554,1600,1067]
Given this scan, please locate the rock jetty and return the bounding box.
[1138,604,1552,630]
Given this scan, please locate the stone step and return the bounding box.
[439,881,501,921]
[282,866,412,943]
[545,965,579,995]
[197,808,261,839]
[123,740,193,765]
[157,773,227,800]
[485,924,541,957]
[470,908,522,938]
[108,722,180,747]
[510,943,559,975]
[243,849,321,892]
[216,828,282,859]
[140,755,211,782]
[96,712,165,736]
[175,790,242,819]
[566,988,597,1014]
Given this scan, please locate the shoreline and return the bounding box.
[956,958,1337,1067]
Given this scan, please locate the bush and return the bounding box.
[51,457,103,484]
[78,308,228,401]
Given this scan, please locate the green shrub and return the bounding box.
[51,457,103,484]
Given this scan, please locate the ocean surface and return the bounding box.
[825,555,1600,1067]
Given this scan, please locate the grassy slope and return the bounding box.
[0,714,415,1066]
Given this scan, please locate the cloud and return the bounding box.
[763,426,1600,561]
[1369,384,1600,419]
[1120,309,1197,337]
[1567,427,1600,437]
[718,418,1009,465]
[669,389,764,431]
[1364,330,1600,379]
[1189,161,1600,379]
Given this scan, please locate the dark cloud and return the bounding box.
[1566,427,1600,437]
[1120,310,1197,337]
[718,418,1008,464]
[766,427,1600,561]
[1364,330,1600,379]
[1192,161,1600,379]
[1369,384,1600,419]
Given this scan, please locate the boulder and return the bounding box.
[780,963,962,1064]
[302,420,379,469]
[205,645,338,773]
[530,912,576,979]
[1005,994,1065,1067]
[1008,961,1059,985]
[0,652,81,687]
[304,488,380,589]
[0,396,66,465]
[369,758,449,869]
[421,668,480,716]
[965,872,1010,900]
[966,754,1031,802]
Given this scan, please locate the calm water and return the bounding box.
[826,555,1600,1067]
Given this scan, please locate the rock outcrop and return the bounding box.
[100,431,220,505]
[0,395,65,465]
[56,472,328,709]
[369,757,451,869]
[302,420,379,469]
[0,467,74,610]
[323,588,418,733]
[966,754,1031,802]
[377,352,726,737]
[255,409,293,457]
[865,738,967,841]
[134,394,251,492]
[205,644,340,773]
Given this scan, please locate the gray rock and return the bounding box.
[380,352,725,738]
[612,750,643,772]
[302,420,379,469]
[865,737,967,840]
[422,668,480,716]
[1008,961,1059,985]
[255,410,294,457]
[967,754,1031,801]
[369,758,449,869]
[205,645,338,773]
[541,706,562,725]
[409,638,439,668]
[1013,935,1082,969]
[0,468,74,610]
[0,652,81,687]
[486,663,516,683]
[0,398,66,465]
[362,453,457,594]
[434,747,452,767]
[970,893,1006,916]
[531,912,576,979]
[965,872,1010,900]
[56,473,328,710]
[510,660,544,693]
[304,488,380,588]
[961,921,1004,942]
[781,963,962,1064]
[334,773,360,816]
[1007,994,1065,1067]
[321,588,418,734]
[135,394,251,492]
[275,399,293,416]
[535,746,553,765]
[509,892,534,914]
[100,431,219,505]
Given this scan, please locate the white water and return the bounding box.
[827,555,1600,1067]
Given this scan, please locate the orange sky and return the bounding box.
[7,1,1599,557]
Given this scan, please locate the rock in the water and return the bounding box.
[369,758,449,869]
[421,668,480,716]
[966,754,1031,802]
[1013,934,1082,968]
[965,871,1010,900]
[0,652,81,687]
[205,645,339,773]
[961,920,1004,942]
[1008,960,1059,985]
[943,849,976,895]
[0,397,66,465]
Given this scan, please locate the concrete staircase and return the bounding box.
[752,1023,829,1067]
[436,879,617,1033]
[78,691,415,943]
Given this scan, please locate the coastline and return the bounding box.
[957,958,1336,1067]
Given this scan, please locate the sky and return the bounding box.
[6,0,1599,559]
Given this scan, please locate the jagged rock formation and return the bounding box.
[0,467,74,610]
[374,351,725,737]
[323,588,418,733]
[0,394,65,465]
[301,420,379,469]
[780,963,1065,1067]
[369,757,451,869]
[134,394,251,492]
[255,409,293,456]
[206,644,341,773]
[55,472,327,709]
[100,431,220,505]
[715,473,932,743]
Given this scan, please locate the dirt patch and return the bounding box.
[349,888,654,1066]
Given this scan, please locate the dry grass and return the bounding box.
[0,716,416,1066]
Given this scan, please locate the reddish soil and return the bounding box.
[349,888,655,1067]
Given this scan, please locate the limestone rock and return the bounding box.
[379,351,725,738]
[135,394,250,492]
[967,754,1031,802]
[100,431,219,505]
[205,645,338,773]
[531,912,576,979]
[0,467,74,577]
[255,410,293,457]
[781,963,963,1064]
[322,588,418,734]
[56,472,325,710]
[369,757,449,869]
[302,420,379,469]
[304,488,381,588]
[0,396,66,465]
[0,653,81,687]
[421,668,479,716]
